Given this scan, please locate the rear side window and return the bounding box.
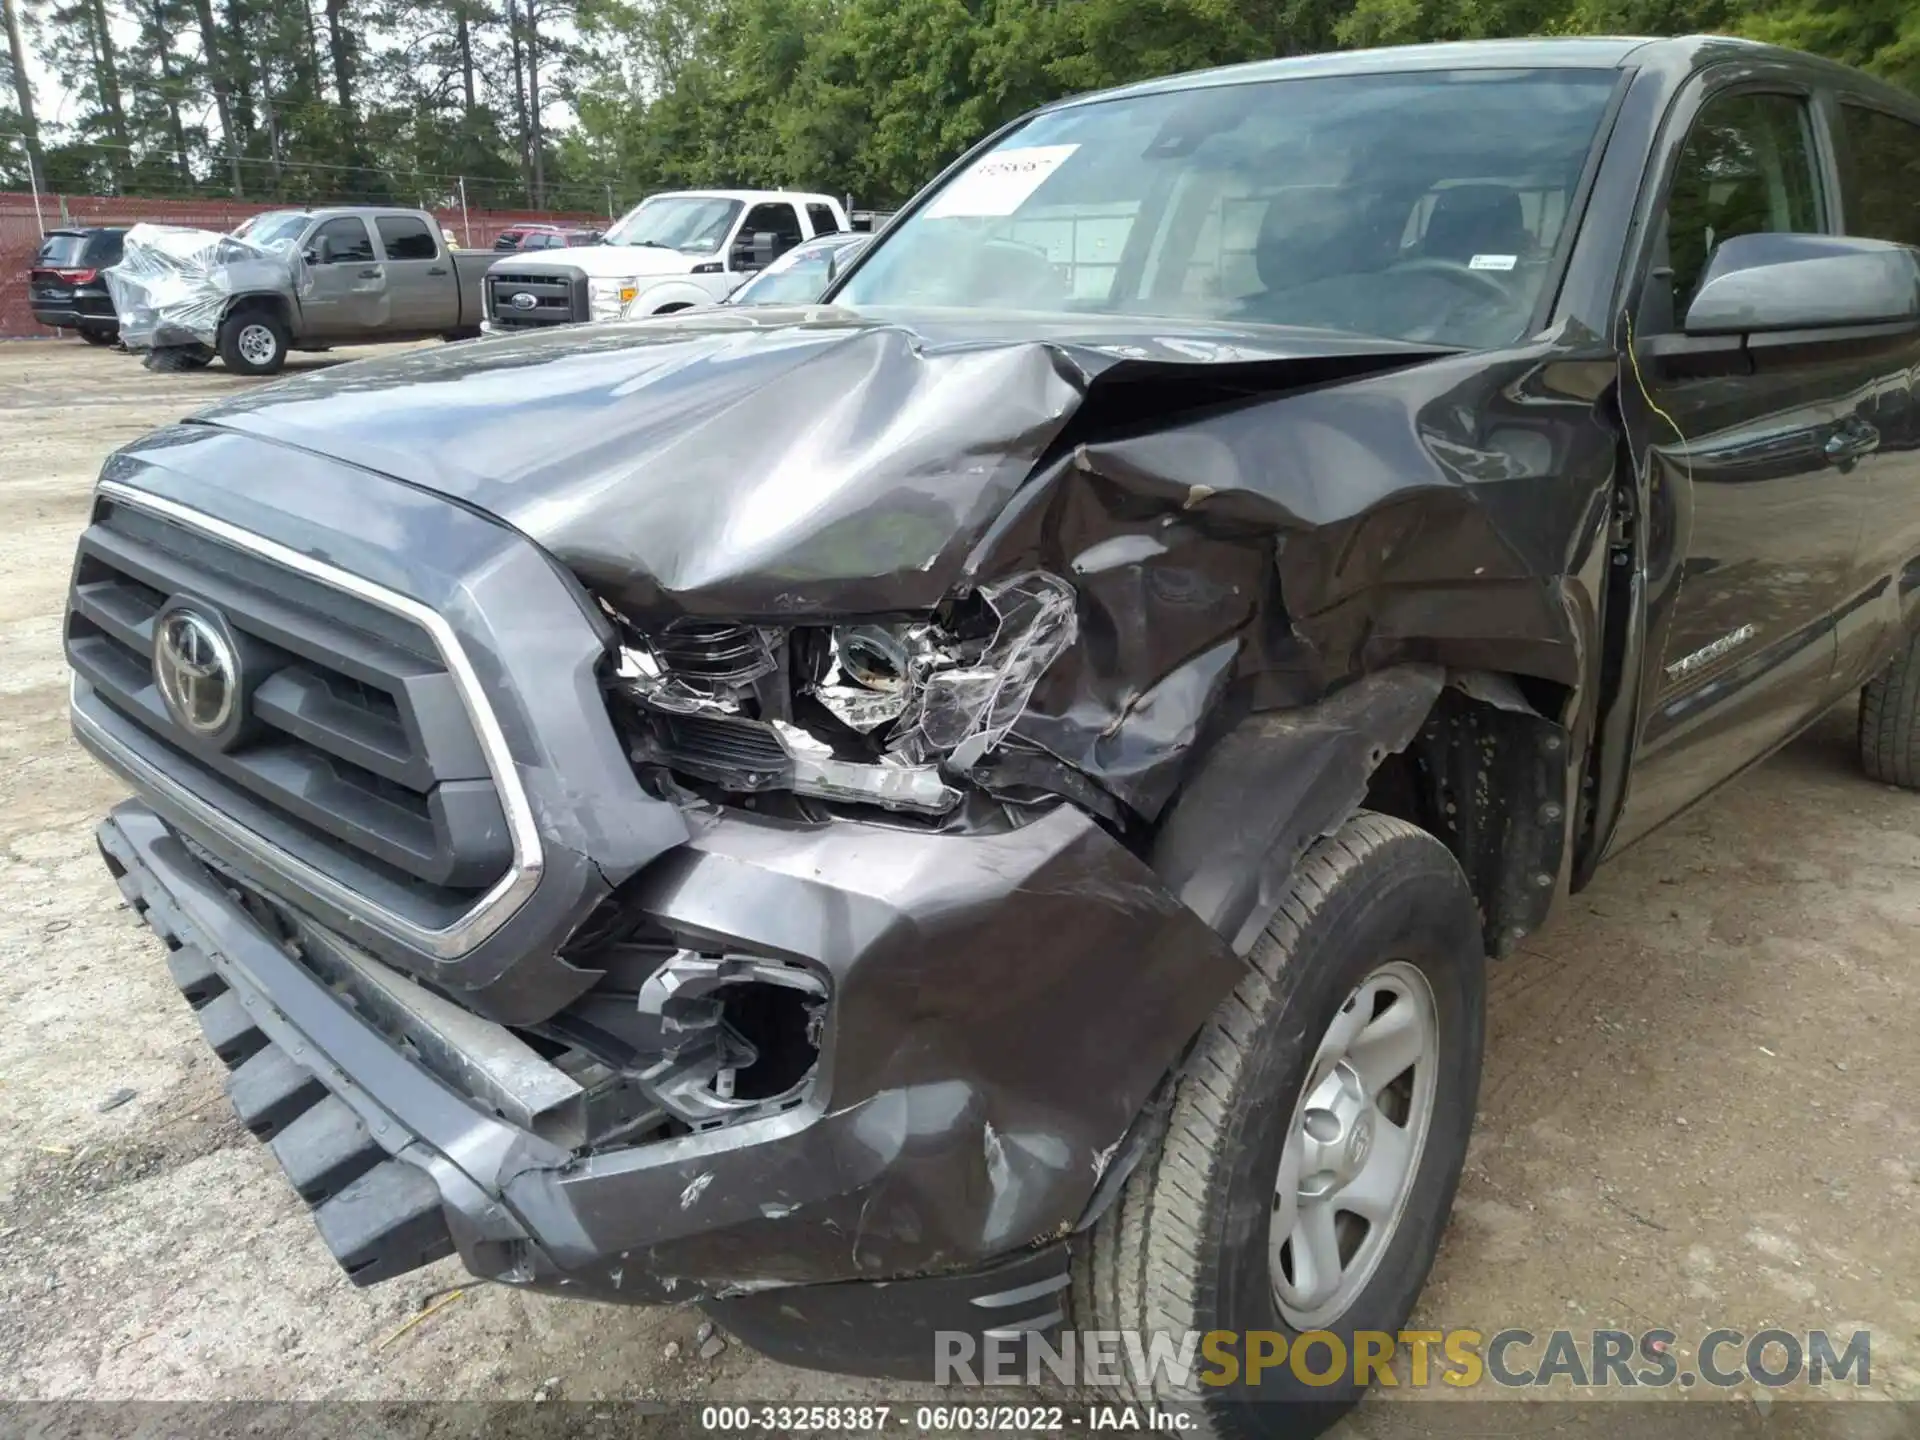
[1661,91,1823,307]
[807,203,841,236]
[376,215,438,260]
[1839,103,1920,248]
[312,216,376,263]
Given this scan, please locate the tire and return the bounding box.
[78,327,116,346]
[1859,627,1920,789]
[218,308,289,375]
[1074,813,1485,1439]
[144,345,215,373]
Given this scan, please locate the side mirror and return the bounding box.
[305,237,332,265]
[1684,233,1920,335]
[732,231,779,272]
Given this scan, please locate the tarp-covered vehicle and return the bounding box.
[106,208,491,375]
[64,35,1920,1436]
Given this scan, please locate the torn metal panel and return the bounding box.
[1150,665,1445,954]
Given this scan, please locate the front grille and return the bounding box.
[487,268,584,328]
[66,497,511,898]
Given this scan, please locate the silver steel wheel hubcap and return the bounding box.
[1271,959,1439,1329]
[237,324,276,365]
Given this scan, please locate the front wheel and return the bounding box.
[1859,626,1920,789]
[1074,813,1485,1438]
[218,309,289,375]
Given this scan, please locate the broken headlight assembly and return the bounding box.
[604,573,1077,815]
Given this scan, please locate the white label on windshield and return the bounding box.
[1468,253,1517,271]
[926,145,1079,218]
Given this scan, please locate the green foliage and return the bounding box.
[554,0,1920,210]
[1740,0,1920,92]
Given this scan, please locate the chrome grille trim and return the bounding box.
[71,481,545,960]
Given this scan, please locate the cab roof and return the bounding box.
[651,189,844,208]
[1049,34,1850,110]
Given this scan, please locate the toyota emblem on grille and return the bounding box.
[153,606,239,739]
[509,291,538,311]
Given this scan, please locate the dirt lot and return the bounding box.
[0,339,1916,1433]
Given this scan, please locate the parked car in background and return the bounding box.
[491,222,597,251]
[515,228,603,250]
[29,227,126,344]
[110,206,494,375]
[722,231,867,305]
[483,189,850,329]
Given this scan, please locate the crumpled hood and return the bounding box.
[190,307,1447,617]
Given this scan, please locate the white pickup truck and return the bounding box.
[482,189,851,330]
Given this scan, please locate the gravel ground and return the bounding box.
[0,339,1915,1436]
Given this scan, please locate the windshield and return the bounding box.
[729,237,865,304]
[839,67,1620,349]
[602,196,744,253]
[245,212,312,248]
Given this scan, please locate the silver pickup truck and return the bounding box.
[112,207,494,375]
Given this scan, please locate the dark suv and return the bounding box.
[30,227,126,344]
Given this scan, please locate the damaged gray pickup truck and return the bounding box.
[64,34,1920,1433]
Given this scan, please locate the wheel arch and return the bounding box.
[1149,664,1575,960]
[634,279,715,315]
[222,290,294,331]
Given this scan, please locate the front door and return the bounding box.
[1611,81,1893,849]
[300,215,390,336]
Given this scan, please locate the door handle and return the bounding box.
[1823,417,1880,468]
[357,267,382,279]
[427,266,448,276]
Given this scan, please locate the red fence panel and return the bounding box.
[0,191,606,339]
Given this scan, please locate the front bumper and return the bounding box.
[101,787,1240,1375]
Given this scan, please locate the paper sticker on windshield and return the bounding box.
[1468,254,1517,271]
[926,145,1079,218]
